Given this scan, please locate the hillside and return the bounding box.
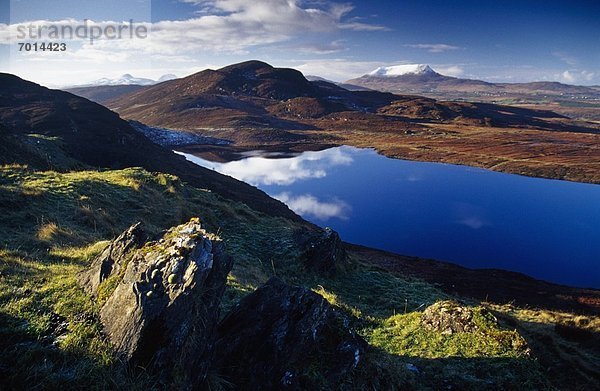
[64,85,145,105]
[108,60,577,131]
[2,71,600,389]
[0,73,298,220]
[347,64,600,96]
[106,61,600,184]
[1,142,599,390]
[346,65,600,121]
[346,64,499,94]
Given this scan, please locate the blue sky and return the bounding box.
[1,0,598,86]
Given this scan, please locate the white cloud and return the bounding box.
[0,1,384,53]
[142,0,385,54]
[0,1,388,85]
[404,43,461,53]
[292,58,391,81]
[274,192,351,220]
[560,69,595,84]
[562,70,576,83]
[294,40,347,54]
[0,24,9,43]
[1,1,387,85]
[552,51,578,67]
[435,65,464,77]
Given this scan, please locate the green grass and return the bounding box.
[0,163,586,389]
[370,309,528,359]
[0,165,305,388]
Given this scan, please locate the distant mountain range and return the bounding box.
[65,65,600,110]
[73,73,178,87]
[103,60,588,136]
[367,64,437,77]
[64,74,179,104]
[346,64,600,97]
[55,59,599,186]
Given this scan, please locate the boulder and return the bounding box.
[82,218,233,387]
[78,222,147,295]
[305,227,347,276]
[421,300,484,335]
[215,277,365,390]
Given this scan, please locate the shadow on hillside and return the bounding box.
[0,311,159,390]
[359,347,550,390]
[492,315,600,389]
[359,318,600,391]
[346,243,600,316]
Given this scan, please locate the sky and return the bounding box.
[0,0,598,87]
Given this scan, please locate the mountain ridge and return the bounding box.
[2,68,600,391]
[101,60,600,185]
[347,65,600,96]
[0,72,300,221]
[106,60,595,135]
[368,64,436,77]
[66,73,178,88]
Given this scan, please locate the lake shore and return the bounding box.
[177,145,600,289]
[176,120,600,185]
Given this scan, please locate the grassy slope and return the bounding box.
[1,141,598,389]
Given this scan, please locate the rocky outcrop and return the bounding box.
[215,277,365,390]
[78,222,147,295]
[80,218,233,387]
[305,227,347,276]
[421,300,484,335]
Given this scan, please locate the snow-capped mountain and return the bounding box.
[88,74,157,86]
[70,73,178,88]
[346,64,497,94]
[368,64,436,77]
[64,73,180,104]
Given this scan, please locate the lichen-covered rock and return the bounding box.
[78,222,147,295]
[83,218,233,387]
[421,300,486,335]
[305,227,347,276]
[215,277,365,390]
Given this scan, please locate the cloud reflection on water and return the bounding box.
[274,192,351,221]
[176,148,353,186]
[453,202,491,230]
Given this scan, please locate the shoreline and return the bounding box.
[175,132,600,185]
[176,142,600,301]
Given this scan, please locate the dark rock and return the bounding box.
[83,218,233,387]
[421,300,486,335]
[305,227,347,276]
[216,277,365,390]
[78,222,147,295]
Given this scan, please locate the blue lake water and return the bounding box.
[177,146,600,289]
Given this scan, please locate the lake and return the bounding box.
[176,146,600,288]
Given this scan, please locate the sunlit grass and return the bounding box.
[1,163,596,389]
